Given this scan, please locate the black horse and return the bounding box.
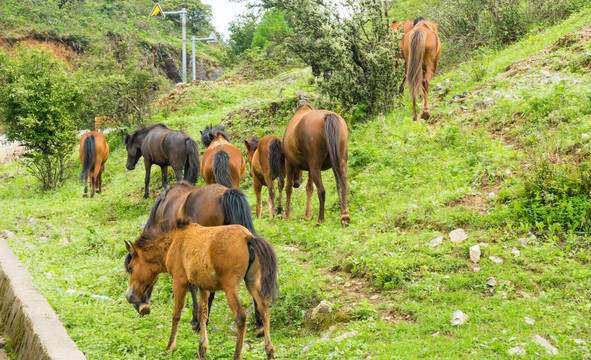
[125,123,200,199]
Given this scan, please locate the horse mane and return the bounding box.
[135,217,192,248]
[413,17,425,26]
[201,124,230,147]
[125,123,168,145]
[414,19,437,32]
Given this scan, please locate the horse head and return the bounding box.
[244,137,260,167]
[124,133,142,170]
[201,124,230,148]
[124,241,158,315]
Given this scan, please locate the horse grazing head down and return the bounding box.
[200,124,230,148]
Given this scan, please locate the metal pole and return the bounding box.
[181,8,187,83]
[191,37,196,81]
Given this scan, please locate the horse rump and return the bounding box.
[222,188,257,236]
[184,138,200,184]
[268,138,285,179]
[80,135,96,183]
[213,150,233,188]
[247,236,278,300]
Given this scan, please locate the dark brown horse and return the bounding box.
[200,125,246,189]
[401,19,441,121]
[129,181,263,334]
[282,105,350,227]
[79,131,109,198]
[124,218,277,360]
[125,123,200,198]
[244,136,287,218]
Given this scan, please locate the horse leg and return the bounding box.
[304,174,314,221]
[143,161,152,199]
[421,67,435,121]
[264,172,275,218]
[283,165,294,220]
[276,176,284,215]
[191,287,215,332]
[91,163,101,198]
[97,165,104,193]
[309,167,325,224]
[160,165,168,190]
[412,97,418,121]
[246,284,275,359]
[197,289,211,360]
[166,279,188,353]
[90,170,96,198]
[83,173,88,197]
[223,285,247,360]
[254,178,263,219]
[338,161,351,227]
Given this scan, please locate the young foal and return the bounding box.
[200,124,246,189]
[125,218,277,360]
[79,131,109,197]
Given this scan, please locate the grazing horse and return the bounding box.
[125,123,200,199]
[124,218,277,360]
[200,125,246,189]
[282,105,350,227]
[401,19,441,121]
[390,19,416,94]
[79,131,109,198]
[244,136,290,219]
[135,181,264,335]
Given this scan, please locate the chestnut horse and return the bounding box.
[401,19,441,121]
[125,123,200,198]
[135,181,263,334]
[282,105,350,227]
[244,136,288,218]
[390,19,415,94]
[200,125,246,189]
[79,131,109,198]
[124,218,277,360]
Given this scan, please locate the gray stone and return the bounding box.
[311,300,333,319]
[486,277,497,287]
[451,310,468,325]
[508,346,526,355]
[449,229,468,243]
[533,335,559,355]
[469,245,481,263]
[0,230,17,241]
[429,236,444,247]
[489,256,504,264]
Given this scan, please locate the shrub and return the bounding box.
[251,8,292,49]
[0,46,81,190]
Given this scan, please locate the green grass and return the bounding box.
[1,8,591,360]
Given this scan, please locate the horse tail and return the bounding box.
[145,186,171,230]
[323,114,346,196]
[247,236,278,300]
[222,188,258,236]
[213,150,233,188]
[184,138,200,185]
[407,29,426,102]
[268,138,285,178]
[80,135,96,183]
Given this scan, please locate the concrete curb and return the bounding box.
[0,238,87,360]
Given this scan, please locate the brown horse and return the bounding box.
[124,218,277,360]
[244,136,287,218]
[282,105,350,227]
[137,181,263,334]
[125,123,200,199]
[200,125,246,189]
[401,19,441,121]
[79,131,109,198]
[390,19,415,94]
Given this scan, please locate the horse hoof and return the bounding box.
[421,111,430,120]
[255,327,265,338]
[191,320,201,332]
[341,215,351,227]
[82,194,88,198]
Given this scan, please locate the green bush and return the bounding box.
[251,8,292,49]
[0,46,81,190]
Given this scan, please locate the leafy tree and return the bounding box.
[251,8,291,49]
[228,12,259,55]
[162,0,214,36]
[0,46,81,190]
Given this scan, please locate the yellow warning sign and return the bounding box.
[149,3,165,18]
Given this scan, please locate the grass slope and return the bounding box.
[1,8,590,360]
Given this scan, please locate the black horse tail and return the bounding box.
[222,188,257,236]
[145,186,171,230]
[80,135,96,183]
[268,138,285,178]
[184,138,200,185]
[323,114,347,195]
[407,29,426,103]
[247,236,278,300]
[213,150,233,188]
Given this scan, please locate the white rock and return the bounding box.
[525,317,534,325]
[429,236,444,247]
[489,256,504,264]
[511,247,520,256]
[311,300,333,318]
[470,245,481,263]
[502,292,508,299]
[472,266,481,273]
[0,230,18,240]
[574,339,586,345]
[486,277,497,287]
[508,346,526,355]
[344,282,352,287]
[449,229,468,243]
[370,295,379,300]
[487,192,497,199]
[284,246,299,252]
[451,310,468,325]
[582,133,590,139]
[533,335,559,355]
[156,324,164,329]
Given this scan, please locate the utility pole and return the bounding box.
[191,32,218,81]
[150,4,188,83]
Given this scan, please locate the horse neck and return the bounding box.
[210,136,231,149]
[141,234,175,272]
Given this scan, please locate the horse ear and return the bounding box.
[124,134,130,145]
[124,240,136,255]
[244,140,250,151]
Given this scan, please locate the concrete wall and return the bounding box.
[0,239,87,360]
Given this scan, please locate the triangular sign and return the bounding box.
[149,3,165,18]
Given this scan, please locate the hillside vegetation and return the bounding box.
[1,5,591,360]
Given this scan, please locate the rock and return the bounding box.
[574,339,586,345]
[284,246,299,252]
[533,335,559,355]
[429,236,444,247]
[517,291,530,299]
[518,238,529,247]
[449,229,468,243]
[431,331,440,336]
[451,310,468,325]
[91,295,112,301]
[582,133,590,139]
[0,336,6,347]
[502,292,508,299]
[472,265,481,273]
[525,317,534,325]
[508,346,526,355]
[469,245,481,263]
[486,277,497,287]
[511,247,520,256]
[156,324,164,329]
[487,192,497,199]
[370,295,379,300]
[311,300,333,319]
[344,282,352,287]
[0,230,18,241]
[489,256,503,264]
[38,236,50,243]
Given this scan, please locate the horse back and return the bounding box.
[201,137,246,186]
[141,126,171,164]
[79,131,109,165]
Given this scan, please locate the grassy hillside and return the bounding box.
[1,7,590,360]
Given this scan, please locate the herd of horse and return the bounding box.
[76,17,440,360]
